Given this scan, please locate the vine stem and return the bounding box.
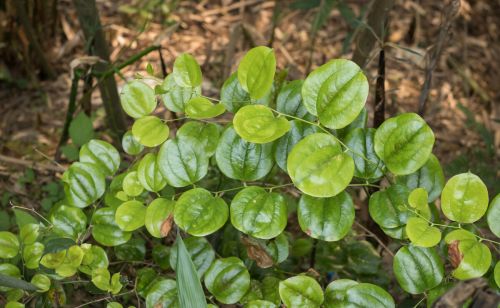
[73,290,135,308]
[11,204,53,227]
[412,294,427,308]
[354,221,394,257]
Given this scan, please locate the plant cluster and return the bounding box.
[0,46,499,308]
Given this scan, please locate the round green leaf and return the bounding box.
[115,200,146,231]
[79,139,120,176]
[137,153,167,192]
[169,236,215,278]
[374,113,435,175]
[298,191,355,241]
[122,171,144,197]
[279,275,324,308]
[237,46,276,100]
[0,264,21,292]
[114,238,146,261]
[274,121,319,171]
[50,205,87,240]
[92,207,131,246]
[31,274,50,292]
[120,80,156,118]
[173,53,202,87]
[5,302,24,308]
[487,194,500,237]
[396,154,444,202]
[393,245,444,294]
[0,232,19,258]
[325,279,394,308]
[145,198,175,238]
[494,261,499,288]
[246,300,276,308]
[220,72,251,112]
[121,130,144,155]
[174,188,228,236]
[405,217,441,247]
[160,74,201,113]
[276,80,314,120]
[63,162,105,208]
[132,116,169,147]
[344,128,385,180]
[23,242,44,269]
[146,278,179,308]
[230,187,287,239]
[233,105,290,144]
[441,172,489,223]
[79,245,109,275]
[185,97,226,119]
[106,303,122,308]
[215,126,273,181]
[19,223,39,245]
[153,245,171,270]
[287,133,354,197]
[205,257,251,304]
[158,137,208,187]
[177,121,221,156]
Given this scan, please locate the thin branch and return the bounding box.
[354,221,394,257]
[0,154,65,173]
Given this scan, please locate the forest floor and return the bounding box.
[0,0,498,200]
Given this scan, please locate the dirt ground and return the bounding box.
[0,0,498,195]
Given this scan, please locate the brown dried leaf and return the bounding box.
[160,214,174,238]
[448,240,463,268]
[241,236,274,268]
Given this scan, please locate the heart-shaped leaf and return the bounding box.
[233,105,290,144]
[92,208,131,247]
[406,217,441,247]
[120,80,156,118]
[137,153,168,192]
[79,139,120,176]
[115,200,146,231]
[145,198,175,238]
[325,279,394,308]
[132,116,169,147]
[173,53,202,87]
[279,276,324,308]
[185,97,226,119]
[205,257,250,304]
[237,46,276,100]
[344,128,385,180]
[121,131,144,155]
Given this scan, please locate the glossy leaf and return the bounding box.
[114,238,146,261]
[494,262,499,288]
[63,162,105,208]
[174,188,228,236]
[246,300,276,308]
[298,191,354,241]
[122,171,144,197]
[122,131,144,155]
[79,139,120,176]
[276,80,314,120]
[145,198,175,238]
[325,279,395,308]
[233,105,290,144]
[344,128,384,180]
[69,112,94,146]
[274,121,319,171]
[407,188,431,220]
[50,205,87,240]
[287,133,354,197]
[215,126,274,181]
[170,236,215,278]
[441,172,489,223]
[393,245,444,294]
[374,113,435,175]
[487,194,500,237]
[92,208,131,247]
[79,245,109,275]
[23,242,44,269]
[368,185,411,238]
[0,232,19,258]
[237,46,276,100]
[19,223,39,245]
[132,116,169,147]
[158,137,208,187]
[177,121,220,157]
[220,72,272,112]
[160,74,201,113]
[145,278,179,308]
[185,97,226,119]
[31,274,50,292]
[173,53,202,87]
[230,187,287,239]
[115,200,146,231]
[405,217,441,247]
[205,257,251,304]
[138,153,168,192]
[120,80,156,118]
[279,275,324,308]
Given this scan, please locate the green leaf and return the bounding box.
[173,53,202,88]
[177,121,221,157]
[132,116,169,147]
[55,245,85,277]
[115,200,146,231]
[287,133,354,197]
[160,74,201,113]
[279,275,324,308]
[61,144,79,161]
[0,274,37,292]
[262,276,281,305]
[19,223,39,245]
[205,257,251,304]
[50,205,87,240]
[0,264,21,292]
[265,233,289,264]
[174,234,207,308]
[63,162,105,208]
[220,72,273,113]
[337,107,368,139]
[441,172,489,223]
[158,137,209,187]
[0,232,19,258]
[114,238,146,261]
[110,273,122,294]
[145,278,179,307]
[276,80,314,120]
[92,207,131,246]
[122,171,144,197]
[396,154,444,202]
[185,97,226,119]
[145,198,175,238]
[170,236,215,278]
[237,46,276,100]
[274,120,320,171]
[13,208,37,228]
[246,300,277,308]
[91,268,110,291]
[153,245,171,270]
[5,302,24,308]
[31,274,50,292]
[40,250,66,269]
[22,242,44,269]
[122,130,144,155]
[494,261,499,288]
[298,191,355,241]
[79,245,109,275]
[120,80,156,118]
[215,126,274,181]
[230,187,287,239]
[233,105,290,143]
[405,217,441,247]
[79,139,120,176]
[138,153,168,192]
[107,303,122,308]
[324,279,394,308]
[374,113,435,175]
[344,128,385,180]
[174,188,228,236]
[487,194,500,237]
[393,245,444,294]
[69,112,94,147]
[407,188,431,220]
